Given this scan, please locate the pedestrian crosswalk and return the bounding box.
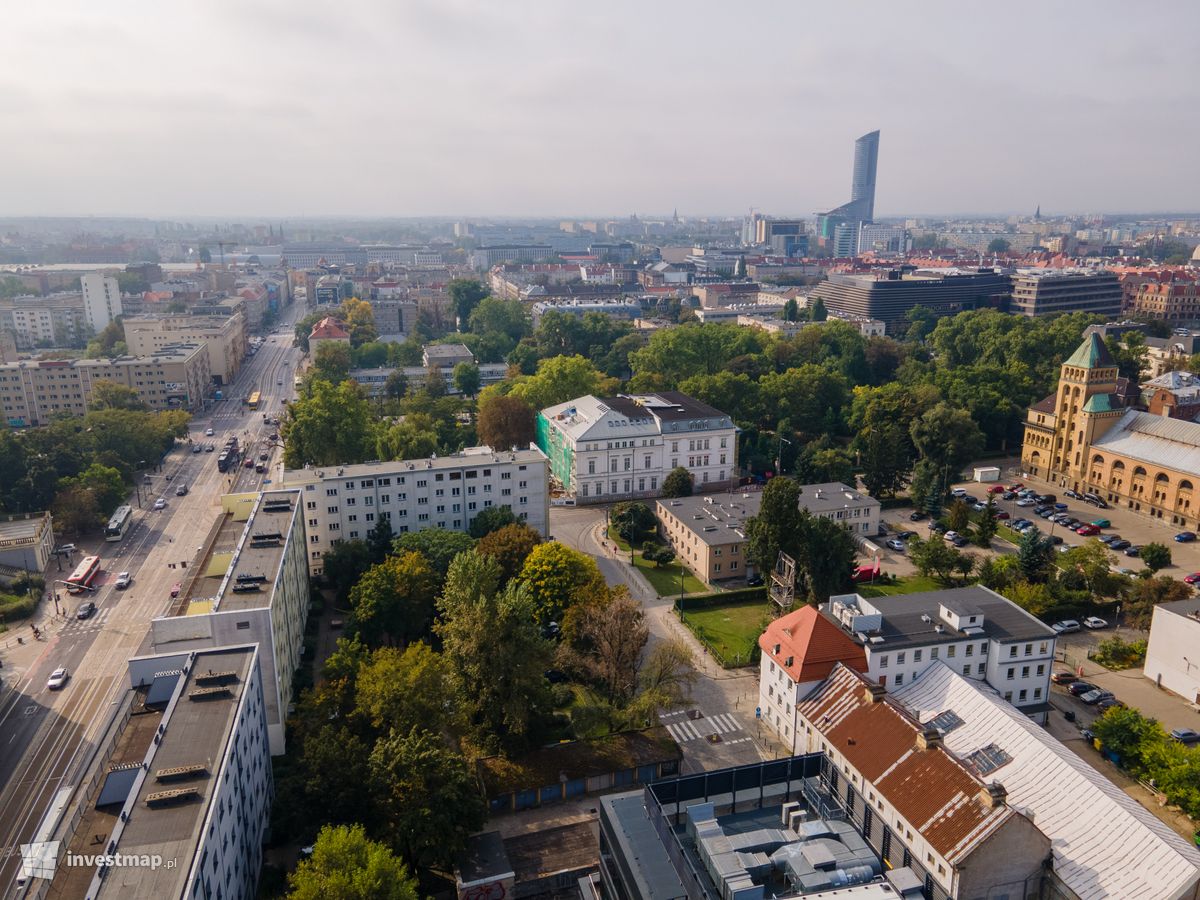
[661,710,744,743]
[61,608,113,634]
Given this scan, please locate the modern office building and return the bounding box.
[0,343,212,426]
[656,484,879,585]
[80,274,123,332]
[19,645,272,898]
[1008,269,1122,318]
[123,310,248,385]
[279,446,550,576]
[805,268,1011,334]
[1022,333,1200,530]
[538,392,737,504]
[817,130,880,241]
[149,490,309,755]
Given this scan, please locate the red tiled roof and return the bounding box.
[798,664,1017,864]
[309,316,349,340]
[758,606,867,683]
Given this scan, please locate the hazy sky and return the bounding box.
[4,0,1198,218]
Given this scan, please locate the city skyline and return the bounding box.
[2,1,1199,218]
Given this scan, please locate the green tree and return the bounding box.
[572,591,649,705]
[1016,526,1055,583]
[798,513,857,601]
[322,540,374,604]
[1124,576,1192,629]
[1057,539,1118,596]
[856,420,912,499]
[352,341,389,368]
[1140,542,1172,573]
[641,542,676,567]
[85,320,128,359]
[448,278,488,325]
[809,297,827,321]
[355,642,454,735]
[452,362,481,397]
[295,725,375,834]
[282,380,378,467]
[793,443,855,486]
[1000,580,1056,616]
[382,369,408,401]
[610,501,656,543]
[1105,331,1149,384]
[783,298,799,322]
[476,523,542,582]
[311,341,353,384]
[476,393,536,450]
[61,462,126,516]
[50,484,103,534]
[908,535,972,584]
[468,504,517,538]
[909,402,985,474]
[904,305,938,343]
[394,529,476,578]
[746,476,803,576]
[1090,706,1163,769]
[661,466,694,498]
[986,238,1011,253]
[198,246,212,263]
[287,824,418,900]
[633,639,698,720]
[975,496,999,546]
[518,541,604,626]
[436,551,554,753]
[759,365,849,438]
[376,413,439,461]
[947,499,971,533]
[337,298,378,347]
[366,518,394,563]
[349,552,438,647]
[89,381,147,411]
[507,355,619,411]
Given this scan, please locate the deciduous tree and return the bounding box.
[349,552,438,647]
[1140,542,1172,573]
[393,529,476,578]
[355,643,455,735]
[518,541,604,626]
[287,824,418,900]
[476,523,542,582]
[282,380,377,467]
[468,504,517,538]
[661,466,694,498]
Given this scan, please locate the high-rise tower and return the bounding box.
[850,130,880,222]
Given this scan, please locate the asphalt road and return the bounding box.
[0,309,304,896]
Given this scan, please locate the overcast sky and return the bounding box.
[4,0,1198,219]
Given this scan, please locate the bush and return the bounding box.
[0,592,38,622]
[1092,635,1147,670]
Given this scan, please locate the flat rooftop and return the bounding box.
[95,646,257,898]
[168,490,298,617]
[280,446,545,484]
[0,511,49,544]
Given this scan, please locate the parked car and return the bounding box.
[951,488,968,498]
[909,511,927,521]
[153,498,166,510]
[170,582,182,598]
[1080,689,1114,705]
[115,572,132,589]
[1096,697,1125,712]
[1091,518,1111,528]
[951,536,969,547]
[1064,489,1081,499]
[995,511,1010,520]
[886,538,906,551]
[1002,491,1017,500]
[1109,540,1131,551]
[1083,616,1108,629]
[1052,619,1081,634]
[1006,483,1024,492]
[1050,671,1077,685]
[76,601,96,620]
[971,502,987,512]
[987,484,1006,494]
[1016,498,1036,507]
[1076,524,1101,536]
[931,522,948,534]
[47,668,70,690]
[1050,535,1064,544]
[1123,545,1141,557]
[746,574,764,587]
[1170,728,1200,745]
[1184,573,1200,585]
[898,531,918,540]
[175,484,188,496]
[1067,681,1098,696]
[1037,494,1057,504]
[943,530,960,542]
[1175,531,1197,543]
[1098,533,1118,544]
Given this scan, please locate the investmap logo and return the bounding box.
[18,840,175,879]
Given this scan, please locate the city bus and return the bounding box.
[104,504,133,542]
[65,555,102,593]
[247,391,261,411]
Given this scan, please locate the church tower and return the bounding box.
[1053,333,1123,486]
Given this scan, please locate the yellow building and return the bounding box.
[1022,333,1200,529]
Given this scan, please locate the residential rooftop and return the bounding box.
[279,445,546,486]
[0,511,50,545]
[657,493,759,546]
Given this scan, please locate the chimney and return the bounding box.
[980,782,1008,809]
[916,726,942,751]
[863,683,886,704]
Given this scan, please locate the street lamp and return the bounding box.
[775,436,792,477]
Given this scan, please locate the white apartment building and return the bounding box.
[537,392,737,503]
[81,273,123,332]
[825,586,1057,720]
[279,446,550,576]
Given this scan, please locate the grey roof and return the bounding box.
[657,494,759,546]
[600,792,687,900]
[795,482,880,514]
[828,586,1056,652]
[1092,409,1200,473]
[423,342,472,358]
[1157,597,1200,619]
[457,832,514,887]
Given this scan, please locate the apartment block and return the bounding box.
[0,343,212,426]
[19,646,272,898]
[123,311,248,385]
[279,446,550,576]
[81,273,123,332]
[1127,280,1200,322]
[0,294,89,348]
[149,490,309,755]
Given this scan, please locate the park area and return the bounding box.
[606,523,707,596]
[679,594,770,668]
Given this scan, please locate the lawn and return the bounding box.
[680,601,769,668]
[858,575,946,597]
[608,525,708,596]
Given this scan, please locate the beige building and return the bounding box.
[1125,280,1200,322]
[1022,333,1200,530]
[0,511,55,583]
[0,343,211,426]
[656,482,880,585]
[124,311,247,386]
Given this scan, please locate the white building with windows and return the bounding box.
[80,273,123,332]
[536,392,737,503]
[279,446,549,576]
[824,586,1058,721]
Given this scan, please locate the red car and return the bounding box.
[1076,524,1101,536]
[987,484,1006,494]
[1184,573,1200,585]
[1007,483,1024,492]
[995,511,1010,520]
